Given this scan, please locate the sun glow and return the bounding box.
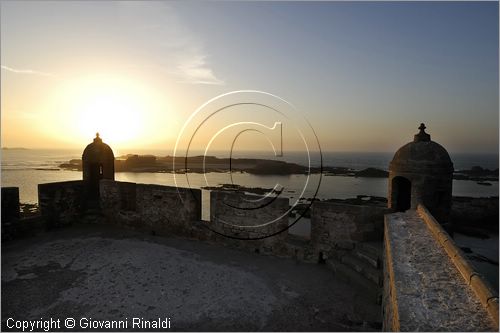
[51,74,151,147]
[76,89,144,145]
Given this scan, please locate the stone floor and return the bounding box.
[2,224,381,331]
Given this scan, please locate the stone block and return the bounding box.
[487,298,499,327]
[470,274,497,307]
[444,243,461,261]
[452,254,476,284]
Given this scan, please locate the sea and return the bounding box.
[1,148,498,206]
[1,148,498,289]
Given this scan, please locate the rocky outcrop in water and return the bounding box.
[58,155,499,181]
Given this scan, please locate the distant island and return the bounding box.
[58,154,499,182]
[60,154,340,175]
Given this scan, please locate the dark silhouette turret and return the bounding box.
[388,123,454,229]
[82,133,114,198]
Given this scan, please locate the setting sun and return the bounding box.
[75,86,145,145]
[36,72,181,150]
[62,75,147,146]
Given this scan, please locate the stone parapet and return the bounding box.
[382,222,399,331]
[210,191,289,237]
[383,210,497,331]
[207,190,290,256]
[311,201,390,259]
[38,180,84,228]
[417,204,499,327]
[100,180,201,237]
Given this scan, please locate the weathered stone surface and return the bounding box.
[383,211,497,331]
[417,204,498,328]
[311,201,390,259]
[210,191,288,228]
[208,191,289,255]
[100,180,201,237]
[1,224,381,331]
[38,181,84,229]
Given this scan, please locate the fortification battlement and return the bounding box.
[2,125,497,331]
[2,180,386,258]
[1,178,498,331]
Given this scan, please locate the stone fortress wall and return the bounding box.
[99,180,201,238]
[2,126,498,331]
[2,178,499,331]
[10,179,382,261]
[38,181,85,228]
[311,201,390,256]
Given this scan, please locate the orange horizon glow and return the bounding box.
[4,72,184,151]
[1,2,498,154]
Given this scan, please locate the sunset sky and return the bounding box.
[1,1,498,154]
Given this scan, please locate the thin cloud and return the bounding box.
[178,55,224,85]
[117,2,224,86]
[1,65,55,77]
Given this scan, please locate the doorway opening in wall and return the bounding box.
[318,251,326,264]
[89,163,102,198]
[392,176,411,211]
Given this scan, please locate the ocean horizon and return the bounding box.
[2,148,498,170]
[1,149,498,207]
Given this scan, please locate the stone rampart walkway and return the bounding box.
[2,224,381,331]
[385,211,497,331]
